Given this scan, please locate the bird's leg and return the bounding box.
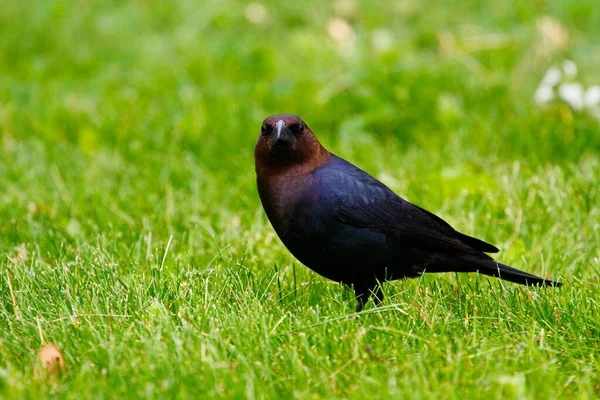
[371,283,384,306]
[355,288,367,313]
[354,282,384,312]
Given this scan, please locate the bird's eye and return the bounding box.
[261,122,267,135]
[297,121,305,134]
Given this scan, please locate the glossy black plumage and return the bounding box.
[255,114,561,312]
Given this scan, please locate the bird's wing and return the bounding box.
[319,162,498,255]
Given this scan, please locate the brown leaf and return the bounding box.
[34,343,67,385]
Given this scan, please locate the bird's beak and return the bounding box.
[269,120,294,148]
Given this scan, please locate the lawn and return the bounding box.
[1,0,599,398]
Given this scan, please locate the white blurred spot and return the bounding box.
[534,85,554,105]
[333,0,357,17]
[496,374,526,398]
[540,66,561,88]
[244,3,268,24]
[558,83,584,111]
[327,18,354,42]
[372,29,394,53]
[562,60,577,79]
[584,85,600,108]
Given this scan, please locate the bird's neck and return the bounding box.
[255,145,330,177]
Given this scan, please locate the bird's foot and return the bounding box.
[354,282,384,312]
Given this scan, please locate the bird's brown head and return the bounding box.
[254,114,329,173]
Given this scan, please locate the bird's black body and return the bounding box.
[255,114,560,311]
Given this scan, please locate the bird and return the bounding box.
[254,114,561,312]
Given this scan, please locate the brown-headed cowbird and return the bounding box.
[255,114,561,312]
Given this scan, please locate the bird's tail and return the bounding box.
[427,255,561,287]
[465,256,561,286]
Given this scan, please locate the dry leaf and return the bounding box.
[34,343,67,385]
[537,16,569,54]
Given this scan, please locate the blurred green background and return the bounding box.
[2,0,599,252]
[1,0,599,398]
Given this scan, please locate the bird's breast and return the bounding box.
[257,171,320,239]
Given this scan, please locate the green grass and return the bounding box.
[1,0,600,398]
